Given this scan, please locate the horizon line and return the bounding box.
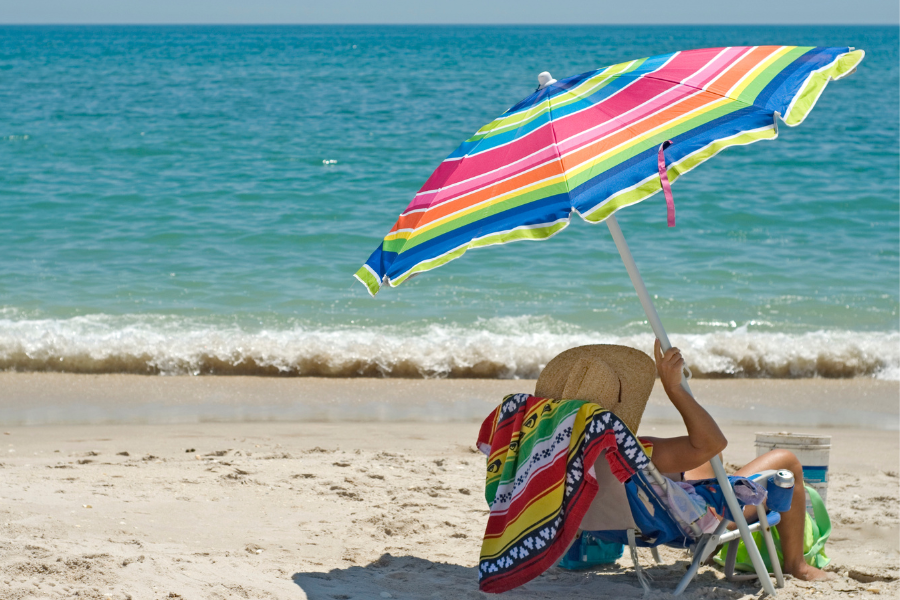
[0,22,896,27]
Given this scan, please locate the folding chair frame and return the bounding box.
[624,463,784,596]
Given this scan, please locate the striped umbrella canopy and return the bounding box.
[355,46,864,296]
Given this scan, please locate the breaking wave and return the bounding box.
[0,313,896,379]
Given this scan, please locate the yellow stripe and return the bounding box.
[383,172,568,242]
[783,49,864,126]
[564,47,792,184]
[391,53,797,246]
[729,46,793,100]
[565,95,733,183]
[389,218,569,287]
[582,124,777,223]
[473,61,635,139]
[480,480,564,558]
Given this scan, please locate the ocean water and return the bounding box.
[0,25,897,379]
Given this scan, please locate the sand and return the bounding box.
[0,375,898,599]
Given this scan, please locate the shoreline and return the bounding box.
[0,372,897,429]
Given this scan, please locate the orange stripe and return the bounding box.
[558,89,725,172]
[705,46,780,98]
[558,48,778,173]
[387,159,564,234]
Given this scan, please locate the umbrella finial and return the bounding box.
[537,71,557,90]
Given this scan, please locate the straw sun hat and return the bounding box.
[535,345,656,433]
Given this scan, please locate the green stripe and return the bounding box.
[493,401,584,489]
[509,401,582,478]
[468,58,646,143]
[389,100,766,281]
[564,100,744,192]
[391,218,569,286]
[783,50,864,127]
[374,49,864,295]
[401,98,746,259]
[353,266,380,296]
[738,47,812,106]
[583,124,778,223]
[395,180,569,253]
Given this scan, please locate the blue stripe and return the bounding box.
[569,106,774,215]
[756,47,849,115]
[448,54,676,160]
[506,53,675,115]
[363,244,397,282]
[375,108,775,280]
[447,110,553,160]
[384,193,572,280]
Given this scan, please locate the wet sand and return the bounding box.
[0,373,897,429]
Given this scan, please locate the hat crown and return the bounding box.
[535,345,656,433]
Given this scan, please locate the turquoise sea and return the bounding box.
[0,25,897,378]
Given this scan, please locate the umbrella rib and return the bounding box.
[543,93,573,207]
[642,74,763,112]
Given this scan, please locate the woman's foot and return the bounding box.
[785,561,837,581]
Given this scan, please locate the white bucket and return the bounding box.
[755,432,831,517]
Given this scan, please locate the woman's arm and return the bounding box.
[641,339,727,474]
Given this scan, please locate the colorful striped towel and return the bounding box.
[476,393,650,593]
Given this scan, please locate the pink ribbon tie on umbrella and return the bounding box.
[658,140,675,227]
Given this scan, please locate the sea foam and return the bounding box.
[0,314,896,379]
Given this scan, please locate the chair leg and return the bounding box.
[710,457,778,596]
[701,520,730,564]
[626,529,651,594]
[675,542,709,596]
[723,540,755,581]
[757,505,785,588]
[724,540,773,582]
[650,547,661,564]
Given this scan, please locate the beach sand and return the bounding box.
[0,375,898,599]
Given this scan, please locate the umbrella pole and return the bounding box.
[605,214,778,597]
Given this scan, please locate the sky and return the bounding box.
[0,0,897,25]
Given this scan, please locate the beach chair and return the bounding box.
[582,452,791,596]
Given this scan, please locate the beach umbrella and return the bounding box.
[356,46,862,298]
[355,46,863,595]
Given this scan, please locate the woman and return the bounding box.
[644,339,834,582]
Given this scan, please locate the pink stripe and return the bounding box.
[415,82,698,212]
[549,49,736,141]
[407,82,684,213]
[554,47,753,148]
[658,140,675,227]
[650,47,734,87]
[405,47,757,215]
[414,120,557,198]
[555,81,691,155]
[404,126,558,214]
[679,46,750,88]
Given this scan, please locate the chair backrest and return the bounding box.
[580,450,636,531]
[584,453,696,548]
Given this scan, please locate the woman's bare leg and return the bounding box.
[733,449,834,581]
